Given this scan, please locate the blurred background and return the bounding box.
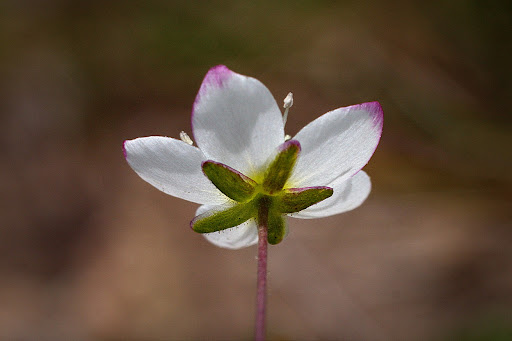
[1,1,511,340]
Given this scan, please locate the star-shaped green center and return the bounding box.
[191,140,333,245]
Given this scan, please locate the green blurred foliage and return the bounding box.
[441,317,512,341]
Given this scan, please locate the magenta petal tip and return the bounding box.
[192,65,234,132]
[359,101,383,161]
[122,140,128,159]
[362,101,384,131]
[203,65,232,89]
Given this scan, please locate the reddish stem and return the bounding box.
[255,199,269,341]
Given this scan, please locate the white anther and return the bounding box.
[180,131,194,145]
[282,92,293,126]
[283,92,293,109]
[284,134,292,141]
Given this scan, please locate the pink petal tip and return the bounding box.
[361,101,384,132]
[122,140,128,159]
[192,65,234,134]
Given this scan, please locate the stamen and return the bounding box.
[180,131,194,145]
[282,92,293,126]
[283,92,293,109]
[284,134,292,141]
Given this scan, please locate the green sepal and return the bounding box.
[191,202,256,233]
[202,160,257,202]
[267,209,286,245]
[277,186,333,213]
[262,140,300,194]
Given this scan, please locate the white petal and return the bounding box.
[196,204,259,249]
[291,171,371,219]
[124,136,227,205]
[289,102,383,187]
[192,65,285,176]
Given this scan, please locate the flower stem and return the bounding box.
[255,197,270,341]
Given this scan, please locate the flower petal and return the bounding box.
[123,136,227,205]
[289,102,383,187]
[192,65,285,176]
[196,204,259,249]
[291,171,371,219]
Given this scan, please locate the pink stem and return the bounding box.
[255,201,269,341]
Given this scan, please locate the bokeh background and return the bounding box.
[1,1,511,340]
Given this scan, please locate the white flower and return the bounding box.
[123,65,383,249]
